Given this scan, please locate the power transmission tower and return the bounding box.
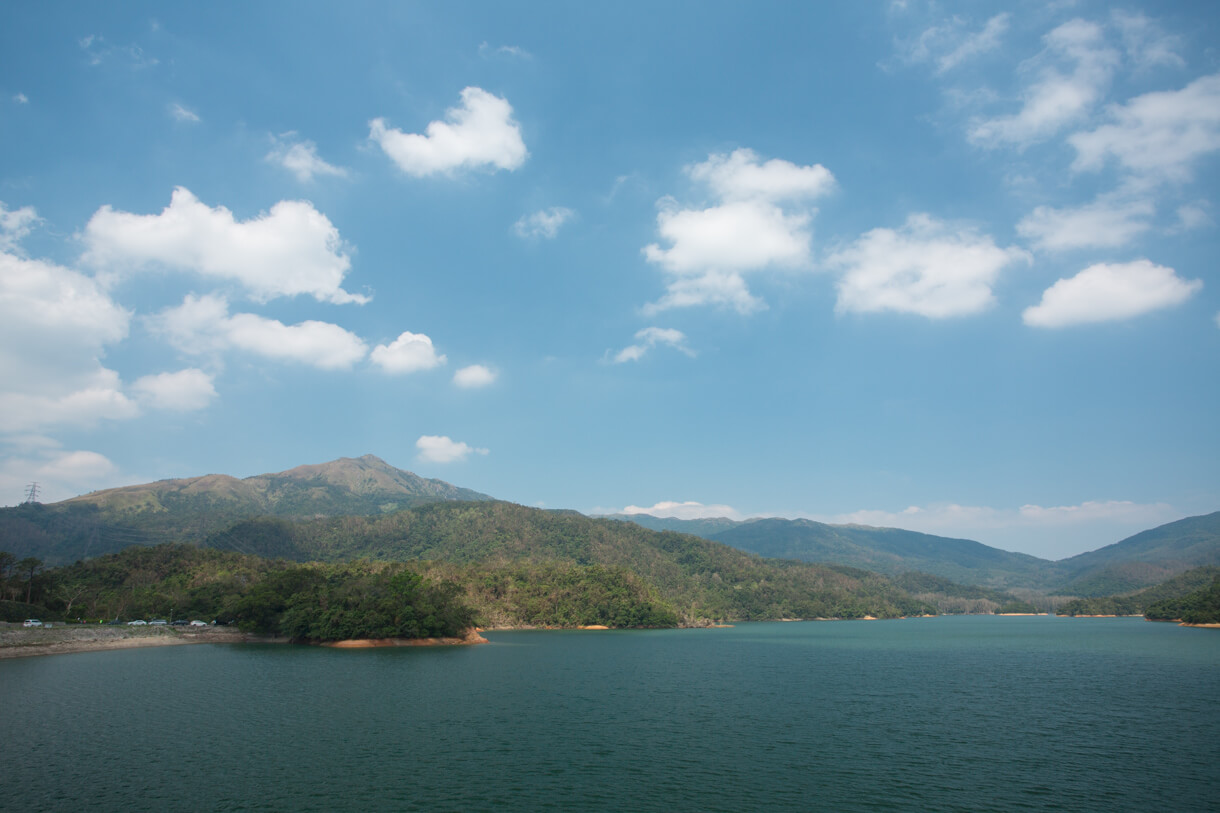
[22,482,40,504]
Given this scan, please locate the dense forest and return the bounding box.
[0,545,477,641]
[1144,572,1220,624]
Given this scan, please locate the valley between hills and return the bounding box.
[2,455,1217,638]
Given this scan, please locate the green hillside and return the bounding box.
[1057,566,1220,616]
[197,501,935,623]
[1145,572,1220,624]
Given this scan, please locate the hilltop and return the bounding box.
[0,455,491,564]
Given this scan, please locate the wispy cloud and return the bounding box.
[897,13,1010,75]
[970,19,1119,147]
[169,103,200,124]
[513,207,574,239]
[611,327,695,363]
[479,42,532,60]
[620,500,742,520]
[79,34,158,69]
[266,134,348,183]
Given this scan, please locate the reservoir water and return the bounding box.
[3,615,1217,812]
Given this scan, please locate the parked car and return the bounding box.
[189,620,208,627]
[149,620,168,626]
[171,619,188,626]
[23,619,42,628]
[127,620,147,626]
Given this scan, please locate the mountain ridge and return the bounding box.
[610,510,1220,593]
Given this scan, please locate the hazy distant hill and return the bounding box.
[0,455,491,564]
[1053,512,1220,596]
[610,514,1056,589]
[611,511,1220,594]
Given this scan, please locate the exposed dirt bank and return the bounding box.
[322,629,488,647]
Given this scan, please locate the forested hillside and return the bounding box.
[614,515,1057,588]
[1057,567,1220,616]
[198,501,935,623]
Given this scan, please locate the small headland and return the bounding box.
[322,629,489,647]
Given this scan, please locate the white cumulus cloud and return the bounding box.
[369,87,527,176]
[686,148,836,203]
[0,244,135,433]
[416,435,488,464]
[1022,259,1202,328]
[370,331,446,374]
[828,213,1030,318]
[82,187,367,305]
[1069,73,1220,183]
[149,294,368,370]
[266,134,348,183]
[131,369,217,411]
[453,364,496,388]
[643,149,834,315]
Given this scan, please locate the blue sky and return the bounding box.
[1,1,1217,559]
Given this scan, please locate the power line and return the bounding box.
[22,482,40,504]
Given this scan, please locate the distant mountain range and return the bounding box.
[2,455,1215,600]
[609,511,1220,595]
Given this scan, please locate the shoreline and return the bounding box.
[0,625,484,660]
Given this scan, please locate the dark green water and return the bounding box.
[3,616,1217,812]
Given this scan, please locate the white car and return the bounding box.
[189,620,208,627]
[22,619,42,628]
[127,620,147,626]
